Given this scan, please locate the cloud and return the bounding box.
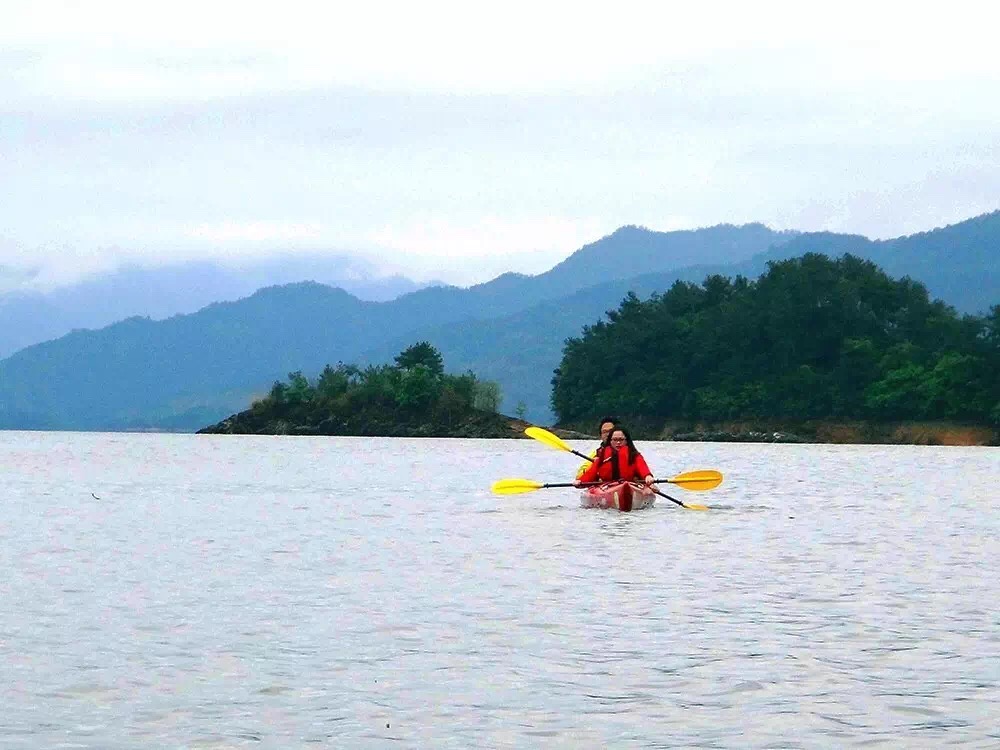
[187,221,325,244]
[366,216,616,283]
[6,2,997,101]
[1,1,999,293]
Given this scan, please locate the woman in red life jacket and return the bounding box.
[575,427,655,487]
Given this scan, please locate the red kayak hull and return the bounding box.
[580,481,655,512]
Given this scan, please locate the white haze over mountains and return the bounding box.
[0,252,442,358]
[2,1,1000,293]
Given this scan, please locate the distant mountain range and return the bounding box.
[0,254,438,358]
[1,212,997,431]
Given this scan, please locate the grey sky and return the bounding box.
[2,0,999,291]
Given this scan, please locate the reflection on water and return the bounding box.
[0,433,997,748]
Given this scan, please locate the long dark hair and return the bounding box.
[609,426,640,464]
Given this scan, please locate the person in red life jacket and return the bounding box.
[575,427,655,487]
[574,415,620,480]
[596,415,618,448]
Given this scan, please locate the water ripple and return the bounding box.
[0,434,997,748]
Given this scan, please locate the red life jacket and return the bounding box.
[580,444,651,483]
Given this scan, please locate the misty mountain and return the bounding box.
[0,223,789,430]
[357,212,1000,421]
[0,215,996,431]
[743,212,1000,315]
[0,254,438,358]
[0,224,785,360]
[542,222,796,286]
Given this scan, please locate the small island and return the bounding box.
[551,254,999,447]
[198,342,585,439]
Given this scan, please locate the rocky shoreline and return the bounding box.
[659,420,997,446]
[199,409,996,445]
[556,418,997,446]
[198,408,594,441]
[670,429,808,443]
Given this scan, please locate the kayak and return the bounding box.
[580,481,655,512]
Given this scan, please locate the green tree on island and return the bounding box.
[552,253,999,428]
[202,342,508,437]
[394,341,445,376]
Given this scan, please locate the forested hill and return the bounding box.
[198,342,523,438]
[0,257,435,359]
[0,213,997,431]
[552,253,1000,430]
[353,213,1000,424]
[540,222,794,289]
[753,210,1000,315]
[0,223,787,431]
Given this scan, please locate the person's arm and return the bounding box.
[636,453,654,485]
[574,447,599,479]
[576,461,599,485]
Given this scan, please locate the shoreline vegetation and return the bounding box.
[200,253,998,446]
[200,408,997,445]
[616,419,997,446]
[552,255,999,438]
[197,342,592,441]
[196,342,998,445]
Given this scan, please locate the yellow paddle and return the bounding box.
[524,426,723,491]
[649,487,709,511]
[492,470,720,493]
[492,476,710,511]
[652,469,723,491]
[491,479,602,494]
[524,425,594,461]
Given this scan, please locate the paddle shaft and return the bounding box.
[651,486,686,508]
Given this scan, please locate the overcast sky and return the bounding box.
[2,0,999,291]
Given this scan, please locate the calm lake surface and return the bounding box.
[1,432,998,749]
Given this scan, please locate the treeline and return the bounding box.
[202,342,507,436]
[552,254,1000,426]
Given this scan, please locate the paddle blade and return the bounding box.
[651,486,709,511]
[664,470,723,491]
[524,426,572,453]
[491,478,545,495]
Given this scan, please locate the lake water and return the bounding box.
[1,432,998,749]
